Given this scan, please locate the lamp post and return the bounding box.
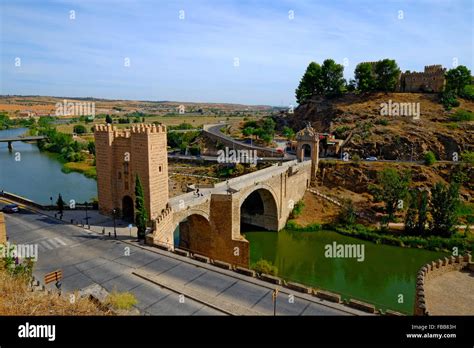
[49,196,53,208]
[113,209,117,239]
[272,288,279,316]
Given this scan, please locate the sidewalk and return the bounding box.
[0,196,138,240]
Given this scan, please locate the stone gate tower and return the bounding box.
[296,123,319,182]
[94,124,169,221]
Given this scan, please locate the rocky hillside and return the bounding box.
[287,92,474,161]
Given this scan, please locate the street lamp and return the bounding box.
[49,196,53,208]
[112,208,117,239]
[272,288,279,316]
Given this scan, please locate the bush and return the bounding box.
[440,90,460,110]
[73,124,87,134]
[289,201,305,219]
[106,291,138,310]
[424,151,436,166]
[286,220,322,231]
[251,259,278,276]
[450,109,474,122]
[461,151,474,164]
[375,118,389,126]
[460,84,474,101]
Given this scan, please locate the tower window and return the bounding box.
[158,165,163,173]
[124,162,129,175]
[118,171,122,180]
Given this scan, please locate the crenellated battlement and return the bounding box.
[94,123,167,135]
[398,65,446,93]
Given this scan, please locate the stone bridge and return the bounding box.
[149,159,312,267]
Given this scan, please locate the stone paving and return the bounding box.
[425,270,474,315]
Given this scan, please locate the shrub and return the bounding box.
[73,124,87,134]
[450,109,474,122]
[461,151,474,164]
[106,291,138,310]
[290,201,305,219]
[251,259,278,276]
[375,118,389,126]
[424,151,436,166]
[440,90,460,110]
[460,84,474,101]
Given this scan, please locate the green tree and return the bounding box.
[424,151,436,166]
[262,117,275,136]
[417,190,428,235]
[87,141,96,155]
[295,62,322,104]
[354,62,376,92]
[320,59,346,97]
[338,199,357,225]
[404,190,418,234]
[282,126,295,140]
[105,114,113,124]
[374,59,401,92]
[445,65,471,95]
[56,194,65,215]
[429,182,460,237]
[134,175,148,241]
[73,124,87,134]
[370,168,411,223]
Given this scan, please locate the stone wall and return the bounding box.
[398,65,446,93]
[414,254,472,316]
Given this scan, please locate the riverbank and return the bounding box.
[285,220,473,254]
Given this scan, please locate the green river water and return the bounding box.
[245,229,447,314]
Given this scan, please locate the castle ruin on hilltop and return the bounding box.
[398,65,446,93]
[359,62,446,93]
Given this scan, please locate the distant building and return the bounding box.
[358,62,446,93]
[398,65,446,93]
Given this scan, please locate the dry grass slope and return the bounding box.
[0,268,109,315]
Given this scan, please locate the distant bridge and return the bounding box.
[0,136,47,150]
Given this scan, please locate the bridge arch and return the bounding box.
[173,210,212,253]
[239,184,279,231]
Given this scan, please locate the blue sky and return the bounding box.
[1,0,472,106]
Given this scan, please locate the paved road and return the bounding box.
[2,203,366,316]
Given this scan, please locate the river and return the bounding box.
[245,229,446,314]
[0,128,97,204]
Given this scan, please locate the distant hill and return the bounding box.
[286,92,474,161]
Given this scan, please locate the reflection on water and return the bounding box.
[245,229,446,314]
[0,128,97,204]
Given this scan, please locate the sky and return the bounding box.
[0,0,473,106]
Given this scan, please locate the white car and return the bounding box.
[366,156,378,161]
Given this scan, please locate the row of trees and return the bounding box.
[241,118,276,144]
[369,168,462,237]
[295,58,472,105]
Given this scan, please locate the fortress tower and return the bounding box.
[94,124,169,221]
